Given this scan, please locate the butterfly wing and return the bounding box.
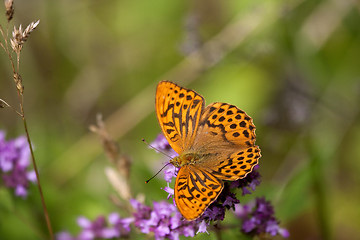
[191,102,260,181]
[192,102,256,151]
[203,146,261,181]
[155,81,205,154]
[174,165,224,220]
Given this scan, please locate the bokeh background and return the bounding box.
[1,0,359,239]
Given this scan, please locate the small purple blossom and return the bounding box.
[0,131,36,198]
[201,205,225,221]
[234,197,290,238]
[162,186,175,200]
[56,213,134,240]
[109,213,133,235]
[230,165,261,196]
[196,220,208,234]
[163,165,178,183]
[223,192,240,208]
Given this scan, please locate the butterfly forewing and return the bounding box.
[156,81,205,154]
[174,166,224,220]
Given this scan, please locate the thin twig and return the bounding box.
[0,98,22,116]
[0,41,5,51]
[0,23,16,75]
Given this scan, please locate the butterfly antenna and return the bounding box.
[141,138,173,159]
[145,162,172,184]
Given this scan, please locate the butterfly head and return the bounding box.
[170,153,200,168]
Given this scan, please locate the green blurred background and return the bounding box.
[1,0,359,239]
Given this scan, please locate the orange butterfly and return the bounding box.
[155,81,260,220]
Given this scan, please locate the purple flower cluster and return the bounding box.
[57,213,133,240]
[234,197,290,238]
[0,131,36,198]
[59,199,208,240]
[131,199,207,240]
[58,133,288,239]
[230,165,261,196]
[152,133,289,237]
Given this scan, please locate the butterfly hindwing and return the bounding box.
[156,81,205,154]
[192,102,256,152]
[174,166,224,220]
[206,146,261,181]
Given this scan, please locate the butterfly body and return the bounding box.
[155,81,261,220]
[170,153,200,167]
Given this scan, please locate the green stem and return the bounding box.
[20,103,54,240]
[306,135,331,240]
[213,223,223,240]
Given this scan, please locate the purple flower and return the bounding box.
[196,220,208,234]
[163,166,178,183]
[109,213,133,236]
[202,205,225,221]
[0,131,36,198]
[234,197,289,238]
[233,201,254,218]
[230,165,261,196]
[56,213,134,240]
[223,193,240,208]
[131,199,206,240]
[162,186,174,199]
[56,232,75,240]
[278,227,290,238]
[76,215,122,239]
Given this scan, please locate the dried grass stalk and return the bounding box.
[105,167,132,201]
[0,98,9,108]
[13,72,23,95]
[4,0,14,21]
[11,20,39,53]
[90,114,132,179]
